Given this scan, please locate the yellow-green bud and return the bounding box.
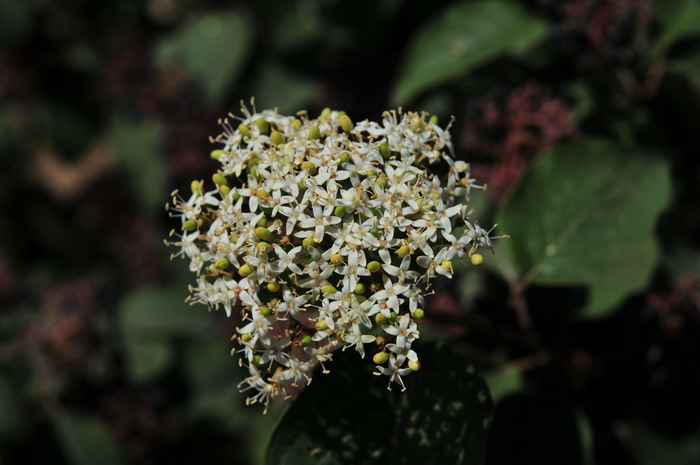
[470,253,484,266]
[315,320,328,331]
[238,264,255,277]
[367,261,381,273]
[215,257,230,270]
[257,189,269,199]
[300,335,311,346]
[373,352,389,364]
[390,311,398,320]
[219,185,231,196]
[396,244,411,258]
[267,281,281,293]
[330,253,342,265]
[322,284,338,295]
[259,306,271,317]
[191,180,203,195]
[256,242,272,254]
[269,130,284,145]
[333,205,346,218]
[339,115,354,132]
[210,149,224,159]
[308,126,321,140]
[212,173,228,186]
[408,360,421,371]
[413,308,425,319]
[379,142,391,159]
[354,283,366,295]
[375,313,388,325]
[319,107,332,122]
[255,227,272,242]
[183,219,197,231]
[441,260,453,271]
[429,115,439,126]
[290,118,302,130]
[340,151,350,163]
[232,192,241,202]
[301,161,317,175]
[241,333,252,343]
[257,216,271,227]
[252,355,262,365]
[370,228,381,237]
[376,173,388,188]
[256,118,269,135]
[238,123,251,138]
[366,169,377,178]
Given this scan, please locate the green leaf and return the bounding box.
[265,343,493,465]
[652,0,700,54]
[123,338,173,383]
[252,62,319,114]
[108,118,163,210]
[155,11,252,102]
[497,139,671,318]
[619,422,700,465]
[392,0,548,105]
[51,410,123,465]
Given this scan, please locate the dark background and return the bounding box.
[0,0,699,464]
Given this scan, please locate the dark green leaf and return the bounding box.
[51,410,123,465]
[252,62,319,115]
[155,12,252,101]
[497,139,671,317]
[652,0,700,54]
[265,343,493,465]
[392,0,548,105]
[123,338,173,383]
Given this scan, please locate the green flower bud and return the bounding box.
[259,306,271,317]
[408,360,421,371]
[321,284,338,295]
[319,107,332,122]
[255,227,272,242]
[183,219,197,231]
[300,335,311,346]
[232,192,241,202]
[413,308,425,319]
[367,261,381,273]
[429,115,439,126]
[269,130,284,145]
[470,253,484,266]
[238,264,255,277]
[212,173,228,186]
[267,281,281,293]
[370,228,381,237]
[219,185,231,196]
[330,253,342,265]
[210,149,224,159]
[379,142,391,159]
[441,260,453,271]
[241,333,252,342]
[373,352,389,364]
[315,320,328,331]
[333,205,346,218]
[375,313,388,325]
[215,257,230,270]
[290,118,302,130]
[340,151,351,163]
[339,115,354,132]
[301,161,317,175]
[257,189,269,200]
[366,169,377,178]
[354,283,366,295]
[396,244,411,258]
[256,117,269,135]
[390,311,398,320]
[257,216,271,227]
[256,241,272,254]
[308,126,321,140]
[238,123,251,138]
[252,355,262,365]
[191,180,203,196]
[376,173,388,188]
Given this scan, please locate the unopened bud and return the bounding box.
[240,333,252,342]
[339,115,354,132]
[259,306,271,317]
[256,241,272,254]
[379,142,391,159]
[470,253,484,266]
[267,281,281,293]
[330,253,342,265]
[333,205,346,218]
[322,284,338,295]
[183,219,197,231]
[429,115,439,126]
[413,308,425,319]
[256,118,269,135]
[308,126,320,140]
[302,237,316,248]
[354,283,366,295]
[215,257,230,270]
[219,185,230,196]
[408,360,421,371]
[212,173,228,186]
[367,261,381,273]
[238,123,251,138]
[340,151,350,163]
[255,227,272,242]
[269,130,284,145]
[375,313,388,325]
[315,320,328,331]
[238,264,255,277]
[301,161,317,175]
[441,260,453,271]
[373,352,389,364]
[191,180,203,196]
[210,149,224,159]
[300,335,311,346]
[396,244,410,258]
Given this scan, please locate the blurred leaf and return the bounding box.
[108,118,163,210]
[497,139,671,318]
[0,0,48,44]
[184,340,237,397]
[652,0,700,54]
[484,365,522,404]
[123,338,173,383]
[252,62,319,114]
[618,421,700,465]
[155,11,252,102]
[51,410,123,465]
[270,1,323,51]
[119,286,209,338]
[486,395,592,465]
[0,375,20,436]
[392,0,548,105]
[265,342,493,465]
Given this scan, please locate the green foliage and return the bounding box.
[265,343,493,465]
[155,12,252,102]
[652,0,700,54]
[392,0,548,105]
[497,139,672,317]
[51,411,124,465]
[621,422,700,465]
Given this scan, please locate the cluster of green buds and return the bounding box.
[166,100,496,410]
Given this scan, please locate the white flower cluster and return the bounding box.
[167,102,496,411]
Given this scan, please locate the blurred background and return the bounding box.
[0,0,699,464]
